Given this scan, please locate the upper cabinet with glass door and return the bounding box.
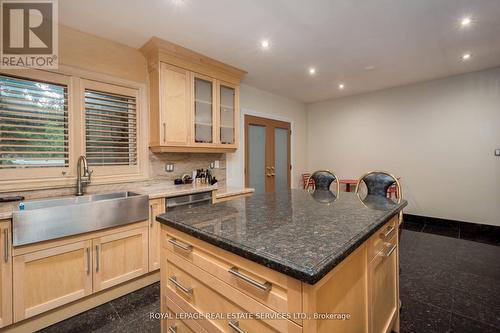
[193,74,215,145]
[141,37,246,153]
[218,82,238,148]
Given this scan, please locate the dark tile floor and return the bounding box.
[39,225,500,333]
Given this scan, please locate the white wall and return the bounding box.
[307,68,500,226]
[226,84,307,189]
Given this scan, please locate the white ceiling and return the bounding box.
[59,0,500,103]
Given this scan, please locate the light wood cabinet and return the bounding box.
[141,37,246,153]
[158,63,191,146]
[216,81,239,149]
[13,240,93,321]
[0,221,12,328]
[149,198,165,272]
[369,234,399,333]
[93,227,149,292]
[161,215,401,333]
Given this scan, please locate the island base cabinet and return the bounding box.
[0,221,12,328]
[302,245,369,333]
[369,233,399,333]
[164,253,300,333]
[93,227,149,292]
[13,240,93,322]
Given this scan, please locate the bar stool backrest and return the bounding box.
[308,170,340,193]
[355,171,402,204]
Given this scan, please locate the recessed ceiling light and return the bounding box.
[461,53,472,61]
[170,0,186,6]
[260,40,270,49]
[338,83,345,90]
[461,16,472,27]
[308,67,316,75]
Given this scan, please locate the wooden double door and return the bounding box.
[245,115,291,193]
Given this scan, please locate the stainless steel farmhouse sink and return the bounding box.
[12,192,149,246]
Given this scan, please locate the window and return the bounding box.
[81,80,141,177]
[84,90,137,166]
[0,74,69,170]
[0,71,145,190]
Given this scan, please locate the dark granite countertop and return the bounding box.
[157,189,407,284]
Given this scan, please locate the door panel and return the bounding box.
[93,227,148,292]
[149,198,165,272]
[160,63,190,145]
[245,115,291,193]
[13,240,93,322]
[247,124,266,193]
[0,221,12,327]
[274,127,290,192]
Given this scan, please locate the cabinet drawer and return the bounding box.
[165,250,301,333]
[162,226,302,325]
[164,296,207,333]
[368,216,398,262]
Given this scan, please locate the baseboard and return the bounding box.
[402,214,499,246]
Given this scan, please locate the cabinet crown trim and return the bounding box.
[140,37,247,81]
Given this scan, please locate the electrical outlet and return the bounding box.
[165,163,174,172]
[495,149,500,156]
[214,160,220,169]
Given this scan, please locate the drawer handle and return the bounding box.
[380,225,395,239]
[169,276,193,295]
[381,242,397,258]
[229,320,246,333]
[228,267,272,292]
[168,324,177,333]
[168,238,193,252]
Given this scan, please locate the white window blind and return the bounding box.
[84,89,137,166]
[0,75,69,169]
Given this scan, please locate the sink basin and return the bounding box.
[12,192,149,246]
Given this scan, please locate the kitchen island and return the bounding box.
[157,189,407,333]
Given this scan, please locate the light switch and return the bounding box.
[214,160,220,168]
[495,149,500,156]
[165,163,174,172]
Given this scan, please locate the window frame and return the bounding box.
[0,67,148,192]
[0,68,76,189]
[79,79,143,178]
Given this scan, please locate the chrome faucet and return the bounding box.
[76,156,92,196]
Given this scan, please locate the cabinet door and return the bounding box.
[192,73,216,144]
[0,221,12,327]
[370,236,398,333]
[93,227,148,292]
[160,63,191,145]
[149,198,165,272]
[217,81,239,148]
[13,240,92,322]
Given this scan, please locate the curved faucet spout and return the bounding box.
[76,155,92,196]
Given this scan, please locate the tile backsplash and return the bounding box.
[149,152,226,186]
[0,151,226,199]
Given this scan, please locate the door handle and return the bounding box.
[95,245,100,272]
[150,205,154,227]
[3,229,8,263]
[86,247,90,275]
